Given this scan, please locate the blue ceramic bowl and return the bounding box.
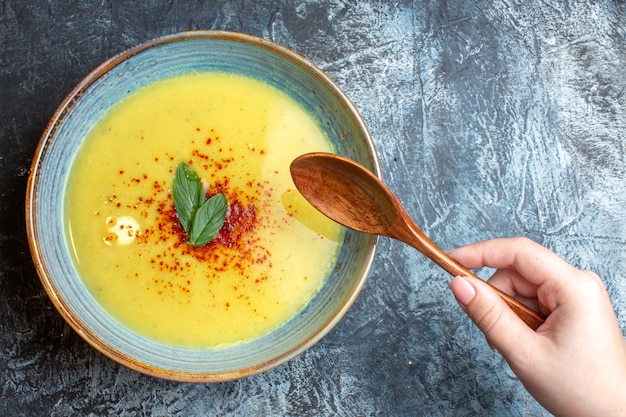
[26,31,379,382]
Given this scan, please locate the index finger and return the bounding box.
[448,237,579,289]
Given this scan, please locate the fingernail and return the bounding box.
[450,276,476,306]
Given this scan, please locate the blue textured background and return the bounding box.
[1,2,625,416]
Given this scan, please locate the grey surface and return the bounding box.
[2,1,625,416]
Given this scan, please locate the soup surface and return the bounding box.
[65,72,342,348]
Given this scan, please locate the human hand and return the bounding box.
[447,237,626,417]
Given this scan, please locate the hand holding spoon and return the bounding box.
[290,152,544,330]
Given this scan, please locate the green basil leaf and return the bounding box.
[173,162,205,233]
[188,194,228,247]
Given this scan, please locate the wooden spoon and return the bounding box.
[290,152,544,330]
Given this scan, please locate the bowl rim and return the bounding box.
[25,30,381,382]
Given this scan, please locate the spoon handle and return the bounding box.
[392,220,545,330]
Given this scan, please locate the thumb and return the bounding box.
[450,276,537,359]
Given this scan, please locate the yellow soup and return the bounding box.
[65,72,343,348]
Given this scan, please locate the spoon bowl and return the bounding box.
[290,152,545,330]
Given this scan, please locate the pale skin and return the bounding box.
[447,237,626,417]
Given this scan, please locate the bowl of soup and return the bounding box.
[26,31,379,382]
